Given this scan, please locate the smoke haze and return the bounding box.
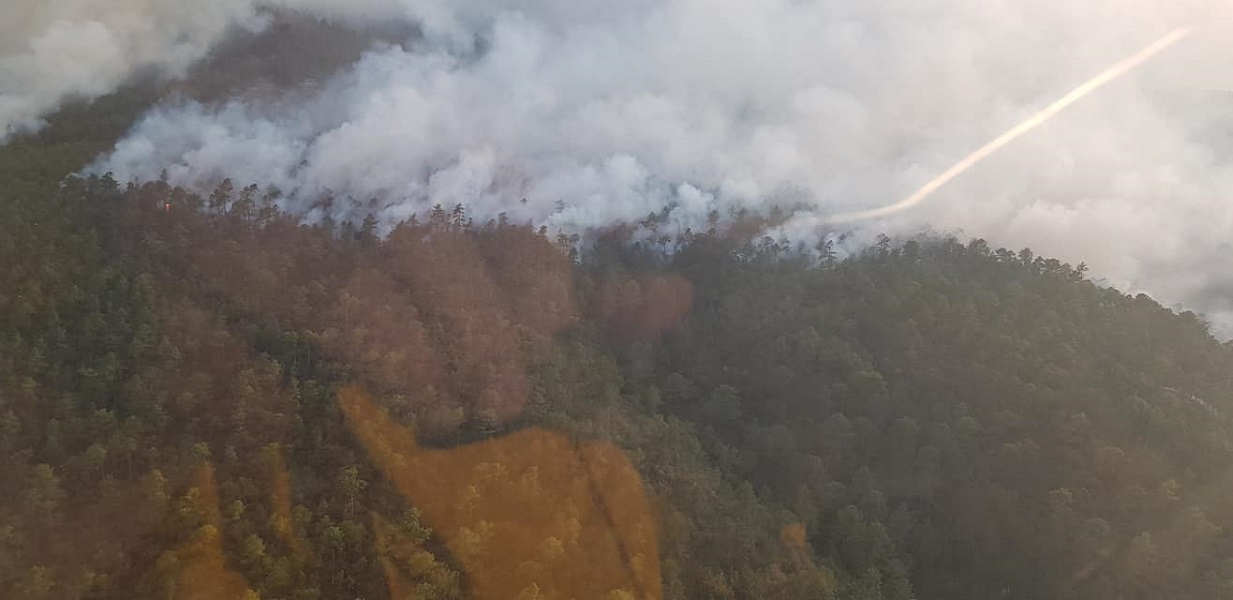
[0,1,272,138]
[7,1,1233,330]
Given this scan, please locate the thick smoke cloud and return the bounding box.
[40,0,1233,331]
[0,0,277,139]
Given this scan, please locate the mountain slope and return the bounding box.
[5,83,1233,600]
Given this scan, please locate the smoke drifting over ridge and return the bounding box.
[8,1,1233,330]
[0,1,268,138]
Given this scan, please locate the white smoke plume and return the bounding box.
[26,0,1233,331]
[0,1,278,139]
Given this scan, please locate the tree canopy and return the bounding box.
[5,92,1233,600]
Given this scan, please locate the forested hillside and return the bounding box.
[6,91,1233,600]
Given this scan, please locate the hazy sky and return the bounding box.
[7,0,1233,331]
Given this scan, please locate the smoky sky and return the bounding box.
[7,1,1233,332]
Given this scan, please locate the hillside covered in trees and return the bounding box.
[7,89,1233,600]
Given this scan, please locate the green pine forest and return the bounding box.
[7,69,1233,600]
